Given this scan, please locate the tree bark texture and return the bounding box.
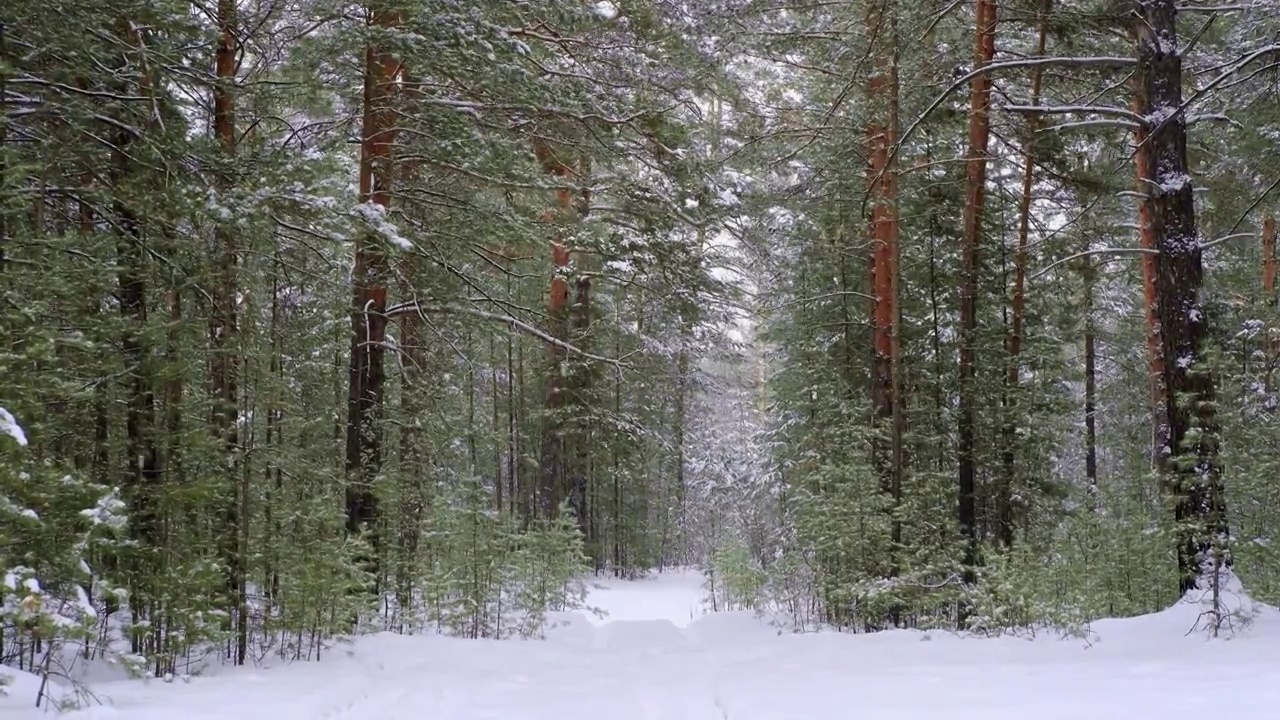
[346,7,402,576]
[1134,0,1229,595]
[958,0,996,585]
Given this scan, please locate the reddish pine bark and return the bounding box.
[534,144,594,530]
[535,138,575,521]
[346,7,403,560]
[1130,90,1168,468]
[1001,0,1050,549]
[210,0,247,665]
[958,0,996,583]
[865,0,904,596]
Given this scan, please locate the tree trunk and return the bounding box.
[1134,0,1229,599]
[507,272,519,517]
[395,267,425,621]
[1131,84,1169,469]
[535,138,578,521]
[1084,261,1098,493]
[569,157,596,538]
[1263,215,1276,395]
[1264,215,1277,304]
[865,0,904,615]
[346,6,402,586]
[0,21,8,272]
[570,273,593,538]
[210,0,246,665]
[113,134,160,653]
[1001,0,1049,550]
[265,252,283,604]
[958,0,996,589]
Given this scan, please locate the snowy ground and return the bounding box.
[5,569,1280,718]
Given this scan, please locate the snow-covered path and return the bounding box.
[6,570,1280,719]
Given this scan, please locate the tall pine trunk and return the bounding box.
[1131,86,1169,469]
[394,271,424,620]
[112,21,161,654]
[210,0,246,665]
[865,0,904,611]
[569,157,593,540]
[1001,0,1049,550]
[1134,0,1229,604]
[1084,261,1098,493]
[958,0,996,590]
[535,138,577,521]
[114,134,159,653]
[346,6,402,586]
[1263,215,1276,395]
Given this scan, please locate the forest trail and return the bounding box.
[6,572,1280,719]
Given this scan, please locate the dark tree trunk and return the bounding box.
[570,274,593,539]
[265,252,283,604]
[394,252,426,618]
[113,133,160,651]
[1084,263,1098,493]
[1134,0,1229,597]
[1263,215,1277,395]
[0,21,7,271]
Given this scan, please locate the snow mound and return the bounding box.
[591,619,690,652]
[1086,572,1280,647]
[0,667,85,714]
[541,611,597,646]
[685,610,781,648]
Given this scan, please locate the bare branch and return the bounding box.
[1005,104,1146,123]
[1041,118,1141,132]
[385,301,627,369]
[1200,232,1255,250]
[1031,248,1158,281]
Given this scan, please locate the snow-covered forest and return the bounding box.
[4,0,1280,715]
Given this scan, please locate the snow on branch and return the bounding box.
[1,408,28,446]
[385,301,627,369]
[1030,248,1158,281]
[1005,105,1143,132]
[881,56,1136,210]
[1031,234,1255,280]
[1177,2,1262,11]
[1143,43,1280,143]
[1200,232,1256,250]
[1186,113,1239,128]
[1040,119,1141,132]
[1005,104,1145,123]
